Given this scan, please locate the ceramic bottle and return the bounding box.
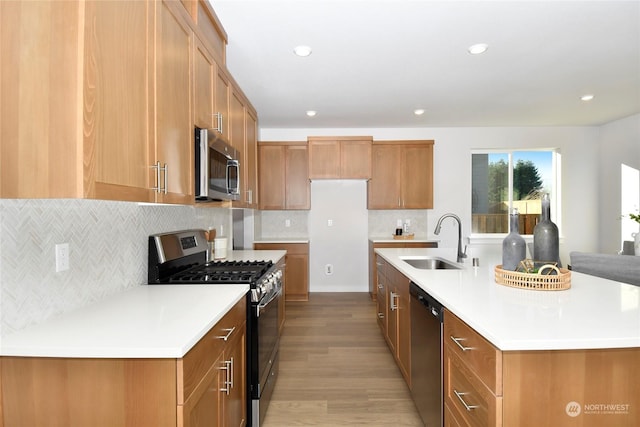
[502,208,526,270]
[533,193,560,265]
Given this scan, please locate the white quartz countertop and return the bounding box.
[0,250,287,359]
[253,240,310,244]
[0,285,249,358]
[375,247,640,351]
[369,237,440,243]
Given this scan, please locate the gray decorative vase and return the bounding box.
[502,208,526,270]
[533,193,560,266]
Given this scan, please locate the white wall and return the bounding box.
[597,114,640,253]
[261,126,601,267]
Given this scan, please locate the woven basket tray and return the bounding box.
[494,264,571,291]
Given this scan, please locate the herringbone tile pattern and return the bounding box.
[0,199,230,335]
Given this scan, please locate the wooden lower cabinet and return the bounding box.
[369,241,437,300]
[376,255,411,386]
[254,243,309,301]
[1,298,247,427]
[444,310,640,427]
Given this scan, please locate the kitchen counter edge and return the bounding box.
[375,247,640,352]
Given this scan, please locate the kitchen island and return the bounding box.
[375,247,640,427]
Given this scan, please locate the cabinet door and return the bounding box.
[230,90,246,207]
[154,0,193,204]
[395,271,411,385]
[224,325,247,427]
[285,144,310,209]
[308,140,340,178]
[340,140,372,179]
[401,143,433,209]
[285,253,309,301]
[258,144,286,210]
[245,109,259,208]
[215,67,230,141]
[194,38,215,129]
[84,0,155,202]
[368,144,401,209]
[376,268,388,332]
[385,279,398,355]
[182,354,225,427]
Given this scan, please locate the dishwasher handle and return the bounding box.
[410,282,444,323]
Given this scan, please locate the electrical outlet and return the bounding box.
[325,264,333,275]
[55,243,70,272]
[285,219,291,227]
[327,219,333,227]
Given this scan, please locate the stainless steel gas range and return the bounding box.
[148,229,281,427]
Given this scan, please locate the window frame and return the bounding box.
[469,148,561,241]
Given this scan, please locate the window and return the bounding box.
[471,150,559,235]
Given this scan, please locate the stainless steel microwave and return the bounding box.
[195,127,240,202]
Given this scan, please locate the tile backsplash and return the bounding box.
[0,199,230,337]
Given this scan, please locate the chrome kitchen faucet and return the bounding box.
[434,213,468,263]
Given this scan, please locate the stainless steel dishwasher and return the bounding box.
[410,281,444,427]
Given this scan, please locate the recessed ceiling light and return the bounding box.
[414,109,425,116]
[580,94,595,101]
[293,45,312,57]
[468,43,488,55]
[306,110,317,117]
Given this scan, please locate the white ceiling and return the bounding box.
[210,0,640,128]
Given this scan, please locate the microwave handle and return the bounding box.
[198,129,209,197]
[227,160,239,195]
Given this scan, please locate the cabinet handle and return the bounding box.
[229,356,234,389]
[213,113,223,134]
[377,283,384,290]
[376,262,383,267]
[454,390,479,411]
[151,162,161,192]
[217,327,235,341]
[219,360,231,395]
[450,336,474,352]
[389,291,398,311]
[247,189,252,204]
[377,312,384,319]
[162,163,168,194]
[151,162,168,194]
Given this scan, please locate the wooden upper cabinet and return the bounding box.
[258,144,286,210]
[214,66,231,142]
[85,0,155,202]
[1,1,88,198]
[367,141,434,209]
[194,38,215,130]
[245,108,259,208]
[402,143,433,208]
[0,0,259,207]
[154,0,194,204]
[258,142,310,210]
[308,137,372,179]
[286,145,311,209]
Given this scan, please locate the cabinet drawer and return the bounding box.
[446,402,470,427]
[445,346,502,427]
[444,310,502,394]
[178,297,246,404]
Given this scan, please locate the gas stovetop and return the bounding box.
[167,260,273,284]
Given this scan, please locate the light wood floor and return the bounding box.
[262,292,423,426]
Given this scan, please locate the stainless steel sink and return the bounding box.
[400,257,462,270]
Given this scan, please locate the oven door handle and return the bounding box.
[256,286,282,318]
